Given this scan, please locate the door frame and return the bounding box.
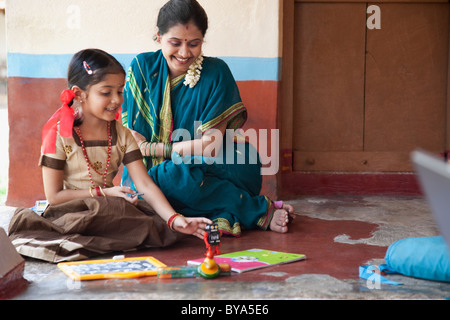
[277,0,450,198]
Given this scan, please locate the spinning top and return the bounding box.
[198,257,220,279]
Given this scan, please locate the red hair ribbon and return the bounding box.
[41,89,76,154]
[115,107,122,121]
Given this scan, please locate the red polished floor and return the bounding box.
[128,215,387,283]
[5,196,449,300]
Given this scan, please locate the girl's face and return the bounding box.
[80,73,125,123]
[158,21,204,79]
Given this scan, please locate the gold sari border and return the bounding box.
[170,74,186,89]
[197,102,247,135]
[127,69,154,129]
[213,218,242,237]
[257,196,275,231]
[122,111,128,127]
[158,76,173,144]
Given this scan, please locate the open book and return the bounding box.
[187,249,306,273]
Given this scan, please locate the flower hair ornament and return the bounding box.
[83,61,93,75]
[183,53,203,88]
[41,89,76,154]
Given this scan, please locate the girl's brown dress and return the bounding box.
[8,121,182,263]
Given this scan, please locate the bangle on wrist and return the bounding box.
[89,186,106,198]
[148,142,153,157]
[139,141,147,155]
[151,142,156,158]
[167,213,183,231]
[163,142,173,159]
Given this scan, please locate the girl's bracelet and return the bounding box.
[98,186,106,197]
[89,186,106,197]
[167,213,184,231]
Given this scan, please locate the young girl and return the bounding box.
[8,48,211,263]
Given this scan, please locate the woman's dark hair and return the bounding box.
[67,48,125,91]
[67,48,125,125]
[157,0,208,37]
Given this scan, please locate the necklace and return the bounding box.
[75,122,112,188]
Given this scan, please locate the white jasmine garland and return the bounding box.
[183,53,204,88]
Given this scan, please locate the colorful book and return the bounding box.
[31,200,49,215]
[187,249,306,273]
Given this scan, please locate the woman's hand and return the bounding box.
[129,128,147,145]
[129,129,151,157]
[103,186,139,205]
[172,216,213,239]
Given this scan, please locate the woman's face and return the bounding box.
[158,21,204,79]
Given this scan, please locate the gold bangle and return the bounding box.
[88,186,94,198]
[99,186,106,197]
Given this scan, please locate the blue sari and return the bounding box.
[121,50,276,236]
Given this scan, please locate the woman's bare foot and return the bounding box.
[269,204,295,233]
[283,204,296,223]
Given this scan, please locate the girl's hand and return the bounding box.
[172,216,213,239]
[103,186,139,206]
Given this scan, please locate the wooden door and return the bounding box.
[291,1,449,173]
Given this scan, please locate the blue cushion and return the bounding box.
[385,236,450,282]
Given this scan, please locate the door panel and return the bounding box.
[365,3,449,153]
[292,2,449,173]
[293,3,366,154]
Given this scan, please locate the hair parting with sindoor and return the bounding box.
[67,48,125,126]
[156,0,208,37]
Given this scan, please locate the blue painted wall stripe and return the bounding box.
[7,53,280,81]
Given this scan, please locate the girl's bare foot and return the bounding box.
[269,204,295,233]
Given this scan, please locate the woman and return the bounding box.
[122,0,294,236]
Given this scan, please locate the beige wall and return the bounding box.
[5,0,283,206]
[6,0,281,59]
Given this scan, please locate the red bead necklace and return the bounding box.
[75,122,112,188]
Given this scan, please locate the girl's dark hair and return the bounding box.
[67,48,125,91]
[157,0,208,37]
[67,48,125,126]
